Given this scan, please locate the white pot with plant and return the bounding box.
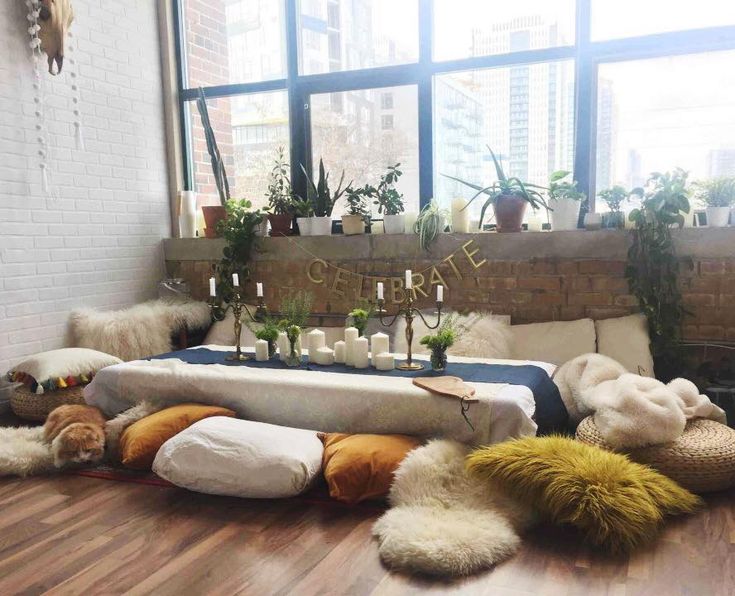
[301,158,349,236]
[342,186,370,235]
[370,164,406,234]
[293,197,314,236]
[548,170,584,231]
[695,177,735,227]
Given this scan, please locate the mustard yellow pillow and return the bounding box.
[319,433,422,504]
[120,404,236,470]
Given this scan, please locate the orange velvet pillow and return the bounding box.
[318,433,422,504]
[120,403,236,470]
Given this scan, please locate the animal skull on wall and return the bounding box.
[37,0,74,75]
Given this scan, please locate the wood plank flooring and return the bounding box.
[0,474,732,596]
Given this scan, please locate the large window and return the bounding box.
[174,0,735,215]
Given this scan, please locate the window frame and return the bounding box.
[173,0,735,214]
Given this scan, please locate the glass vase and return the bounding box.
[285,337,302,367]
[430,348,448,372]
[267,340,277,359]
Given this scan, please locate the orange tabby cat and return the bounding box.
[44,404,107,468]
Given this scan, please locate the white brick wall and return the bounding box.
[0,0,171,374]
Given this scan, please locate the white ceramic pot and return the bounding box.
[706,206,731,227]
[550,198,581,231]
[341,215,366,235]
[296,217,312,236]
[254,218,269,237]
[383,213,406,234]
[310,216,333,236]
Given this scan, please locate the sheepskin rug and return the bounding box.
[69,300,210,361]
[0,427,54,477]
[372,440,535,577]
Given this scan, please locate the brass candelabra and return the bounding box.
[208,288,267,361]
[377,292,443,371]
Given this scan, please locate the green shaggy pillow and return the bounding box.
[466,436,702,553]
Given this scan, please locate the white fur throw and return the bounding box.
[0,427,54,477]
[372,439,535,577]
[69,300,211,361]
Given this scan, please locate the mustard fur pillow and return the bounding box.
[466,436,702,553]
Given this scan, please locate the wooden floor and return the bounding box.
[0,474,732,596]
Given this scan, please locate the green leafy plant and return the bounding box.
[301,159,349,217]
[343,185,372,223]
[347,300,374,337]
[278,290,313,330]
[215,199,263,301]
[291,197,314,218]
[443,146,548,228]
[420,314,464,371]
[266,146,295,215]
[415,200,449,251]
[598,185,630,214]
[250,316,280,358]
[369,164,405,216]
[548,170,585,202]
[693,177,735,208]
[195,88,229,207]
[626,169,692,381]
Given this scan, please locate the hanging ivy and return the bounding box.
[626,169,692,382]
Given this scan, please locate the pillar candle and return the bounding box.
[334,340,346,364]
[344,327,359,366]
[314,346,335,366]
[307,329,326,363]
[374,352,395,371]
[370,332,389,367]
[404,211,418,234]
[451,198,470,233]
[277,331,289,362]
[353,337,370,369]
[255,339,269,362]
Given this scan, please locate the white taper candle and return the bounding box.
[377,282,384,301]
[209,277,216,297]
[437,284,444,302]
[405,270,412,289]
[232,273,240,287]
[256,282,264,297]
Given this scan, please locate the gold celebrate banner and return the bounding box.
[282,237,488,304]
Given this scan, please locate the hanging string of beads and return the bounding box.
[67,29,84,151]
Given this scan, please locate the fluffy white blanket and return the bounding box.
[373,439,535,576]
[0,427,54,477]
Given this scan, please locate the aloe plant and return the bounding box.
[196,87,230,207]
[443,146,548,228]
[300,159,349,217]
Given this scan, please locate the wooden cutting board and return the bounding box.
[412,376,478,403]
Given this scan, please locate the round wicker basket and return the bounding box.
[10,384,86,422]
[576,416,735,493]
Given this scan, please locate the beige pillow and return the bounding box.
[511,318,596,365]
[595,314,655,377]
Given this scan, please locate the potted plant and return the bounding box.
[370,164,405,234]
[266,146,295,236]
[347,301,373,337]
[251,316,280,359]
[598,186,629,229]
[443,147,548,232]
[301,159,349,236]
[342,185,371,235]
[195,88,229,237]
[419,314,462,372]
[694,177,735,227]
[548,170,585,231]
[415,200,449,251]
[278,291,313,367]
[292,197,314,236]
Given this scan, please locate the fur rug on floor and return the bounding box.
[372,439,536,577]
[69,300,210,361]
[0,427,54,477]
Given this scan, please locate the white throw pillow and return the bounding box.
[152,417,324,498]
[7,348,122,394]
[595,314,655,377]
[511,318,596,366]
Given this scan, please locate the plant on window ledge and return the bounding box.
[415,200,449,251]
[598,185,632,229]
[342,185,371,235]
[693,176,735,228]
[369,164,406,234]
[626,168,692,381]
[266,146,296,236]
[443,146,548,233]
[301,158,349,236]
[548,170,585,231]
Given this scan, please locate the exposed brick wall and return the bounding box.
[0,0,170,374]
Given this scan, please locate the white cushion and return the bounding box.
[511,318,596,366]
[7,348,122,394]
[595,314,655,377]
[152,417,324,498]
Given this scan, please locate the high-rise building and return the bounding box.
[596,78,617,191]
[707,148,735,177]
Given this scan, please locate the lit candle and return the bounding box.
[307,329,326,363]
[314,346,335,366]
[232,273,240,287]
[370,332,389,367]
[377,282,384,301]
[255,339,269,362]
[334,341,346,364]
[374,352,395,371]
[437,284,444,302]
[277,331,289,362]
[353,337,370,369]
[405,270,412,290]
[209,277,216,297]
[256,282,264,297]
[344,327,359,366]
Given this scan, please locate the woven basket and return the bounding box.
[576,416,735,493]
[10,384,86,422]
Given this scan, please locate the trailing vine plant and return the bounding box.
[625,169,692,381]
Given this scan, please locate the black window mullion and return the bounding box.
[285,0,308,201]
[172,0,193,191]
[573,0,595,218]
[417,0,434,211]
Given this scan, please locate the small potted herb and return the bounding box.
[278,291,313,366]
[266,146,295,236]
[251,316,280,359]
[301,159,349,236]
[370,164,405,234]
[598,186,629,229]
[342,185,371,235]
[694,177,735,228]
[347,301,374,337]
[292,197,314,236]
[415,200,449,251]
[548,170,585,231]
[419,314,462,372]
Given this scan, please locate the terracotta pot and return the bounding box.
[341,215,366,235]
[494,194,528,233]
[268,213,293,236]
[202,206,227,238]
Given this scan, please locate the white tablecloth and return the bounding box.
[85,345,556,445]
